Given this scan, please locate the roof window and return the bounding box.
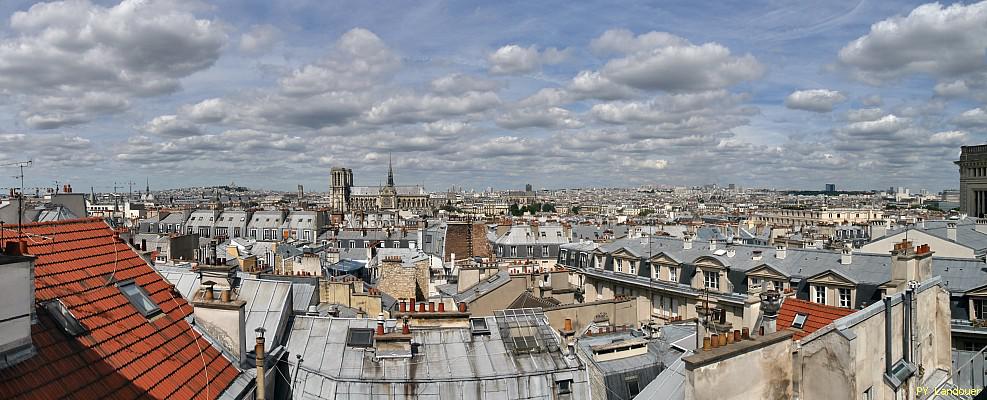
[792,313,808,329]
[347,328,375,347]
[118,281,161,317]
[45,299,86,336]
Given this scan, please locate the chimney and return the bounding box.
[376,313,385,335]
[683,235,693,250]
[708,239,716,252]
[840,245,852,265]
[726,247,735,258]
[402,316,410,334]
[775,244,786,260]
[752,250,763,261]
[0,247,35,366]
[759,290,781,334]
[947,222,957,242]
[255,328,266,400]
[192,286,248,366]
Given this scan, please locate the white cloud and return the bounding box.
[279,28,400,96]
[365,91,501,124]
[592,31,764,92]
[487,44,569,75]
[496,107,583,129]
[929,130,968,146]
[954,107,987,127]
[429,74,502,94]
[141,115,202,137]
[838,1,987,84]
[239,24,281,53]
[590,29,688,55]
[843,114,907,137]
[784,89,847,112]
[0,0,226,127]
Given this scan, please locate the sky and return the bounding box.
[1,0,986,193]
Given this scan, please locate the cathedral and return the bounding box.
[329,160,429,212]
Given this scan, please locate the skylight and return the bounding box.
[792,313,808,329]
[118,281,161,317]
[347,328,375,347]
[470,317,491,335]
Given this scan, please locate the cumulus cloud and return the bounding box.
[589,30,764,92]
[846,108,885,122]
[843,114,907,137]
[141,115,202,137]
[239,24,281,53]
[838,1,987,84]
[488,44,569,75]
[279,28,400,96]
[429,74,502,94]
[590,90,756,138]
[365,91,501,124]
[784,89,847,112]
[0,0,226,127]
[495,107,583,129]
[954,107,987,127]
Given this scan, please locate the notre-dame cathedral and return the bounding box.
[329,159,430,212]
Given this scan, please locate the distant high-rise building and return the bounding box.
[525,183,533,192]
[956,144,987,217]
[825,183,836,192]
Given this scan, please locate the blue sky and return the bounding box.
[0,0,985,193]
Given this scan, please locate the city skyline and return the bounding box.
[1,0,985,192]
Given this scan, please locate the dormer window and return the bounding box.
[118,281,161,317]
[46,299,86,336]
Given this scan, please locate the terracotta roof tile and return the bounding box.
[0,218,239,399]
[776,297,856,340]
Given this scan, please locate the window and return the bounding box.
[615,259,623,273]
[527,245,534,257]
[863,387,872,400]
[118,281,161,317]
[511,246,518,257]
[629,261,637,275]
[556,379,573,397]
[838,288,852,308]
[669,266,678,282]
[557,231,562,237]
[234,227,241,237]
[626,375,640,397]
[813,285,827,305]
[542,245,549,257]
[975,299,987,320]
[703,270,719,290]
[349,240,355,248]
[469,318,491,335]
[250,229,257,238]
[346,328,375,347]
[749,277,761,289]
[540,231,546,237]
[792,313,808,329]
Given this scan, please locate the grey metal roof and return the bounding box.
[880,219,987,252]
[157,268,292,352]
[635,354,687,400]
[283,315,586,400]
[452,271,511,303]
[495,225,570,246]
[292,283,318,314]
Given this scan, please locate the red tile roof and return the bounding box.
[0,218,240,399]
[777,297,856,340]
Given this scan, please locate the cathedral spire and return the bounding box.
[387,153,395,187]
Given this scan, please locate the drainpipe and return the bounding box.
[255,327,266,400]
[903,289,912,364]
[883,296,893,375]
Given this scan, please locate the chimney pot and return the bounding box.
[221,289,231,302]
[742,327,750,340]
[418,302,426,313]
[564,318,573,332]
[376,314,385,336]
[727,331,735,344]
[733,329,741,343]
[438,302,445,312]
[429,302,435,313]
[458,302,467,312]
[759,326,765,336]
[400,300,407,313]
[203,287,214,301]
[402,316,410,335]
[719,333,727,347]
[711,334,719,348]
[703,337,711,351]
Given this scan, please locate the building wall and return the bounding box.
[685,334,794,400]
[376,259,429,301]
[543,298,639,335]
[466,276,529,316]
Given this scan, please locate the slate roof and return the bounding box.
[776,297,855,340]
[506,291,561,309]
[283,314,585,400]
[0,218,239,399]
[452,271,511,303]
[565,236,987,294]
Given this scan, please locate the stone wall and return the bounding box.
[377,256,428,301]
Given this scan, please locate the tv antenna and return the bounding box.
[0,160,33,233]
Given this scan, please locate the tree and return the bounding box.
[509,203,522,216]
[638,209,654,217]
[570,206,581,214]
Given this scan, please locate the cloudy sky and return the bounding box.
[1,0,986,193]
